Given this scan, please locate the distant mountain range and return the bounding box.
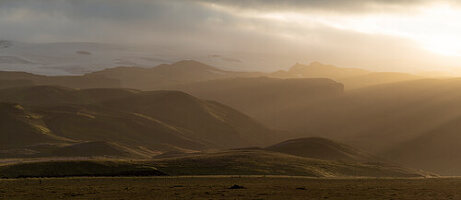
[3,59,461,176]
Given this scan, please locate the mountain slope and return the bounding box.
[271,62,422,89]
[42,141,142,158]
[265,137,378,163]
[100,90,276,147]
[0,71,121,89]
[284,62,370,79]
[255,78,461,175]
[174,77,343,128]
[0,86,140,107]
[87,60,263,90]
[0,160,165,178]
[152,149,431,177]
[0,86,275,157]
[0,79,35,89]
[0,103,66,150]
[383,116,461,175]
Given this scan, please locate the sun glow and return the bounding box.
[204,2,461,57]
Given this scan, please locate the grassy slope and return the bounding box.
[0,103,65,149]
[0,160,165,178]
[0,86,275,157]
[151,150,430,178]
[265,137,379,163]
[0,149,432,178]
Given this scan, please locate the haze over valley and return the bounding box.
[3,0,461,199]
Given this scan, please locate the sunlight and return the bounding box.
[204,2,461,57]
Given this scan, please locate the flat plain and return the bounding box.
[1,176,461,200]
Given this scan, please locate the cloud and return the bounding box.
[0,0,460,73]
[0,0,217,42]
[196,0,439,13]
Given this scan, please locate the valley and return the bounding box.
[1,59,460,179]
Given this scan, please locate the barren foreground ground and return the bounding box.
[1,176,461,200]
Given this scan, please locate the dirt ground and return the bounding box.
[1,176,460,200]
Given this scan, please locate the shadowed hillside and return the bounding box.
[0,79,35,89]
[0,86,276,158]
[0,160,165,178]
[152,149,431,177]
[0,103,68,149]
[40,141,141,158]
[100,90,275,147]
[0,137,436,178]
[265,137,378,163]
[0,86,140,106]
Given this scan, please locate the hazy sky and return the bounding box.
[1,0,461,73]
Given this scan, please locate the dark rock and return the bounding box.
[229,184,246,189]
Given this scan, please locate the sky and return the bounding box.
[1,0,461,73]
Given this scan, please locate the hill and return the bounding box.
[0,87,275,158]
[0,149,431,178]
[152,149,431,177]
[0,71,121,89]
[0,86,139,107]
[265,137,378,163]
[174,77,343,127]
[0,160,165,178]
[383,116,461,175]
[86,60,263,90]
[0,60,422,91]
[271,62,422,89]
[277,62,370,79]
[0,103,68,150]
[253,78,461,175]
[99,90,276,147]
[41,141,142,158]
[0,79,35,89]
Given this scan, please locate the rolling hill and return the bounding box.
[0,86,276,158]
[39,141,142,158]
[151,149,430,177]
[249,78,461,175]
[173,77,344,128]
[265,137,378,163]
[86,60,263,90]
[0,79,35,89]
[0,86,140,107]
[383,115,461,175]
[0,60,422,91]
[0,160,165,178]
[0,102,70,150]
[0,71,121,89]
[0,148,433,178]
